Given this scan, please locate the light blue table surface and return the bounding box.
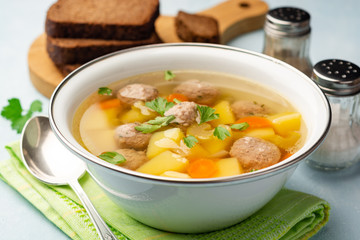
[1,0,359,239]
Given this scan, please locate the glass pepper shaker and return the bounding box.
[263,7,313,77]
[306,59,360,170]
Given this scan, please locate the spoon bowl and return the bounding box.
[21,116,117,240]
[21,115,86,185]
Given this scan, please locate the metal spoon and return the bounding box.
[21,116,117,240]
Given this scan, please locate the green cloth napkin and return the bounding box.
[0,141,330,240]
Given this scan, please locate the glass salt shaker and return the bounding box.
[263,7,313,77]
[306,59,360,170]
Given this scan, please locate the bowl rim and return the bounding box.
[49,43,331,184]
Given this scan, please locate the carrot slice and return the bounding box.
[99,98,121,109]
[281,152,293,161]
[235,116,272,130]
[166,93,189,103]
[187,159,218,178]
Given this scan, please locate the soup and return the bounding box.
[73,70,306,178]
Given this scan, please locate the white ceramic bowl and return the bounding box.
[49,44,330,233]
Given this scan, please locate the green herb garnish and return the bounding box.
[183,135,198,148]
[134,124,162,133]
[231,122,250,131]
[213,126,231,140]
[98,87,112,96]
[135,115,175,133]
[164,70,175,81]
[147,115,176,125]
[1,98,42,133]
[145,97,174,116]
[197,105,219,124]
[173,99,181,104]
[98,152,126,164]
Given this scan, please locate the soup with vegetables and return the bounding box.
[73,70,306,179]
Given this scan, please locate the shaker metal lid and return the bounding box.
[265,7,311,37]
[312,59,360,96]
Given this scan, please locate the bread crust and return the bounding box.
[175,11,219,43]
[55,64,81,76]
[46,33,161,65]
[45,0,160,40]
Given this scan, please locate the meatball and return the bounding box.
[231,100,269,119]
[117,83,158,105]
[173,80,219,105]
[229,136,281,171]
[114,123,151,150]
[164,101,198,126]
[115,149,148,170]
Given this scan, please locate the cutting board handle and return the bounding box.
[156,0,268,44]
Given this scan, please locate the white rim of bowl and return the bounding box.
[49,43,331,184]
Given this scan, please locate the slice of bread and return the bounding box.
[46,0,159,40]
[46,33,161,65]
[55,63,81,76]
[175,11,219,43]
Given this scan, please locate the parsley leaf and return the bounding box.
[1,98,42,133]
[197,105,219,124]
[213,126,231,140]
[135,124,162,133]
[147,115,175,126]
[173,98,181,104]
[231,122,250,131]
[1,98,22,121]
[164,70,175,81]
[145,97,174,116]
[98,152,126,164]
[29,100,42,112]
[135,115,175,133]
[183,135,198,148]
[98,87,112,96]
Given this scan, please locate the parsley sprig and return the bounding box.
[197,105,219,124]
[135,115,175,133]
[98,87,112,96]
[164,70,176,81]
[98,152,126,164]
[136,97,247,140]
[213,126,231,140]
[145,97,174,116]
[1,98,42,133]
[183,135,198,148]
[230,122,250,131]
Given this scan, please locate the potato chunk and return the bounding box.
[80,103,113,130]
[186,123,213,141]
[179,140,209,159]
[244,127,276,140]
[215,158,243,177]
[267,131,301,150]
[211,100,235,126]
[147,128,185,159]
[201,125,233,154]
[103,107,122,126]
[267,112,301,136]
[81,129,117,156]
[119,105,157,123]
[160,171,191,179]
[137,151,189,175]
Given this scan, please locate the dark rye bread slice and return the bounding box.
[175,11,219,44]
[46,0,159,40]
[46,32,161,65]
[56,63,81,76]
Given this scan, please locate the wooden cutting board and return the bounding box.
[28,0,268,98]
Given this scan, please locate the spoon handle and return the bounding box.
[69,179,118,240]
